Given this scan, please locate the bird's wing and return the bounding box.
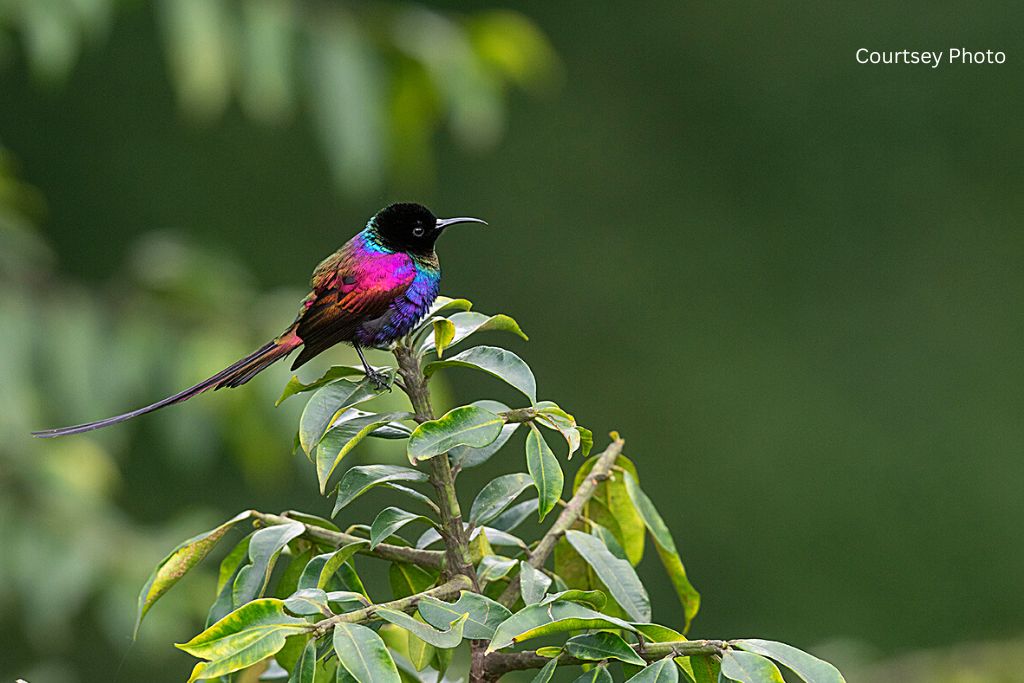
[291,248,416,369]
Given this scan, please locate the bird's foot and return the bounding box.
[366,369,393,392]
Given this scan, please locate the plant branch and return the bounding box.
[393,343,478,584]
[499,407,537,423]
[497,436,625,607]
[484,640,728,677]
[310,575,472,638]
[251,511,444,569]
[394,342,488,681]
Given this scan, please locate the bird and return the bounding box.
[32,202,485,438]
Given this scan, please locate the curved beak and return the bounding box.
[435,216,487,231]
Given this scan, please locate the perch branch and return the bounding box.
[496,436,625,607]
[393,341,487,681]
[393,343,479,584]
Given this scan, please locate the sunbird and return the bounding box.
[32,203,485,438]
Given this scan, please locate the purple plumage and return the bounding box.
[343,231,441,348]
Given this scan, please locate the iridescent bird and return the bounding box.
[32,203,485,438]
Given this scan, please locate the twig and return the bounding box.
[251,511,444,569]
[310,575,472,638]
[496,437,624,607]
[393,343,478,584]
[393,342,488,682]
[500,407,537,423]
[484,640,728,677]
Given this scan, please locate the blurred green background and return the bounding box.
[2,1,1023,681]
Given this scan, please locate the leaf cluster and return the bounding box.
[134,297,846,683]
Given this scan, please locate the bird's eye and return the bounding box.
[412,226,425,237]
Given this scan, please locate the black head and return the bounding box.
[370,202,486,254]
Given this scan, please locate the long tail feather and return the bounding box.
[32,334,301,438]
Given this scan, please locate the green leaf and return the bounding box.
[424,345,537,403]
[590,522,628,561]
[477,526,528,551]
[376,608,467,648]
[406,615,437,671]
[564,530,650,622]
[218,534,253,594]
[135,509,252,636]
[370,507,433,549]
[327,591,370,614]
[317,412,415,492]
[519,561,552,604]
[623,472,700,632]
[626,657,679,683]
[621,472,673,549]
[572,664,614,683]
[288,638,317,683]
[450,400,520,468]
[424,296,473,320]
[334,465,429,514]
[540,589,607,610]
[420,311,528,357]
[283,588,331,616]
[487,601,635,651]
[299,378,384,456]
[575,455,644,566]
[469,528,496,562]
[297,541,369,591]
[418,591,512,639]
[536,647,563,658]
[531,655,560,683]
[535,401,581,458]
[431,645,453,677]
[383,483,437,511]
[527,424,564,521]
[565,632,646,666]
[389,562,438,599]
[208,535,251,627]
[233,521,306,607]
[333,622,401,683]
[336,561,368,596]
[178,599,310,680]
[720,651,785,683]
[408,299,472,348]
[577,427,594,458]
[689,655,721,683]
[407,405,504,461]
[276,546,314,600]
[277,366,368,405]
[469,472,533,525]
[490,498,539,532]
[430,318,457,358]
[732,640,845,683]
[477,555,518,583]
[285,511,342,532]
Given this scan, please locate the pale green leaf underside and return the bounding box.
[407,405,504,461]
[721,650,786,683]
[733,640,846,683]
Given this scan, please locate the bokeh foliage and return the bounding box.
[130,299,844,683]
[0,0,559,193]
